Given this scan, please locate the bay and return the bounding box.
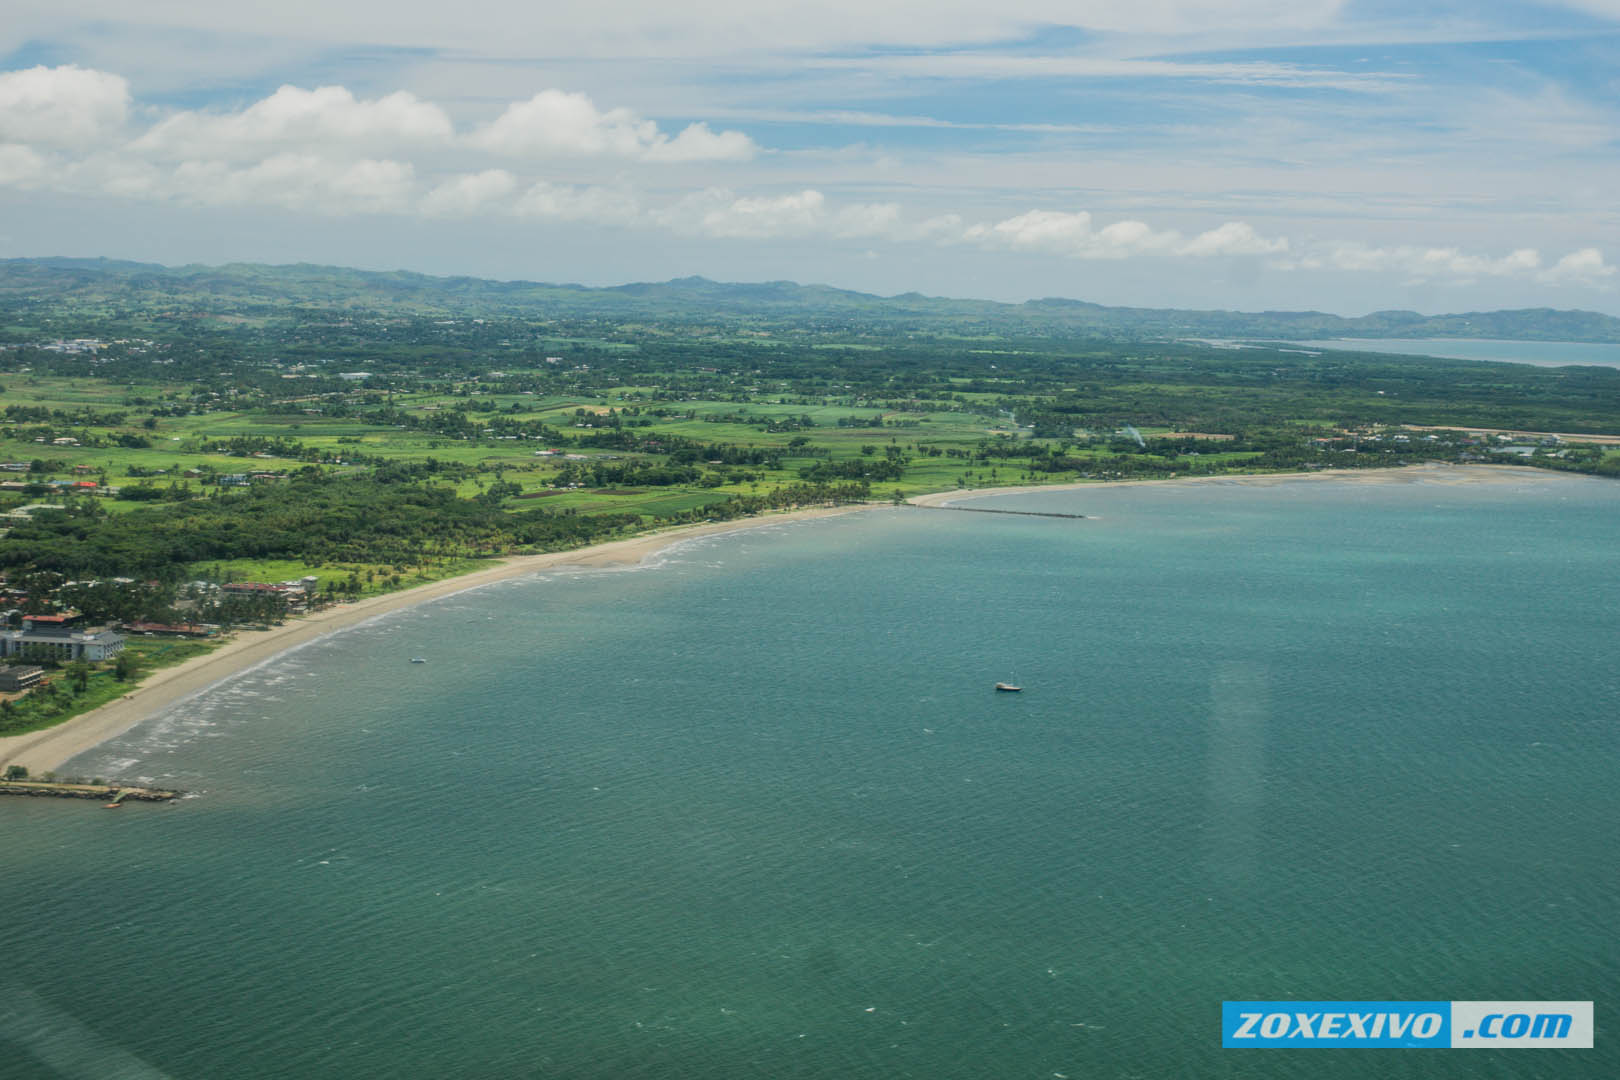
[1285,337,1620,369]
[3,472,1616,1079]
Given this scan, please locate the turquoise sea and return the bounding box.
[3,472,1616,1078]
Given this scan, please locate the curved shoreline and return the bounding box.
[0,464,1557,775]
[0,503,872,775]
[906,462,1539,507]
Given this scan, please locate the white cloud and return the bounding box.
[0,66,763,223]
[420,169,518,217]
[1301,243,1543,281]
[670,188,828,238]
[0,143,51,188]
[829,202,904,239]
[0,65,1609,302]
[0,65,129,147]
[471,90,754,161]
[655,188,915,240]
[512,181,641,225]
[1272,242,1615,289]
[135,85,453,160]
[168,154,417,214]
[962,210,1293,260]
[643,122,757,163]
[1539,248,1616,286]
[472,90,655,157]
[1178,221,1289,257]
[93,155,165,201]
[965,210,1181,258]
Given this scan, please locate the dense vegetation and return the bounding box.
[1,256,1617,627]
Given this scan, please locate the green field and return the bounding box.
[4,263,1618,613]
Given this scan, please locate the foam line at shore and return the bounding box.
[0,464,1547,774]
[0,504,871,774]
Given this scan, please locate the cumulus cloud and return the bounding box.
[0,64,763,224]
[0,143,51,188]
[168,154,417,214]
[1296,243,1543,281]
[654,189,913,240]
[672,189,829,238]
[128,81,752,166]
[1272,242,1616,289]
[642,122,757,163]
[471,90,755,162]
[962,210,1286,259]
[828,201,904,239]
[1540,248,1616,286]
[420,169,518,217]
[1179,221,1289,257]
[135,85,453,160]
[0,65,129,147]
[512,181,642,225]
[0,65,1609,297]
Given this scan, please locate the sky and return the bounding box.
[2,1,1618,315]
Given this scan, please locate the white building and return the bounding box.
[0,615,126,662]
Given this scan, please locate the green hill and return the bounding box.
[5,257,1619,342]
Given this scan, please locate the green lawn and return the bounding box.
[0,638,215,742]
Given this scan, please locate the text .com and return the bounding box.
[1222,1001,1592,1048]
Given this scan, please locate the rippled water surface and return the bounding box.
[3,473,1616,1079]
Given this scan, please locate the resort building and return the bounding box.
[0,664,45,692]
[0,613,127,662]
[221,578,317,612]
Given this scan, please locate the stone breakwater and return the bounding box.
[0,780,180,802]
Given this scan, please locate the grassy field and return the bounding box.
[5,342,1613,598]
[0,638,216,742]
[3,372,1027,502]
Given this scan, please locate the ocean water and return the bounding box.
[3,473,1617,1079]
[1287,337,1620,369]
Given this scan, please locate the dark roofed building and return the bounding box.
[0,664,45,692]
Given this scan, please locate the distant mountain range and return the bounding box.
[5,256,1620,343]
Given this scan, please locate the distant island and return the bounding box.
[5,257,1620,343]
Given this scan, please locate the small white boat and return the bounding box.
[994,682,1022,693]
[410,657,427,664]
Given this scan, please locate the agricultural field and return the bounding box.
[3,260,1619,617]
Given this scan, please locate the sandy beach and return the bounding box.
[0,503,871,775]
[0,463,1551,774]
